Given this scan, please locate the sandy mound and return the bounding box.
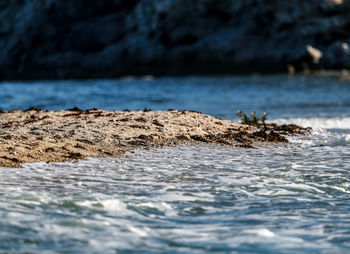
[0,108,308,168]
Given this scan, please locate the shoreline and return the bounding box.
[0,108,309,168]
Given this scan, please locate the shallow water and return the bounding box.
[1,75,350,253]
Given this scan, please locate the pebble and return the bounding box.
[157,127,165,133]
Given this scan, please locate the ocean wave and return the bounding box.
[272,117,350,130]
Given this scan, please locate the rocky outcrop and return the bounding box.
[1,0,350,80]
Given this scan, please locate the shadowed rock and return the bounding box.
[1,0,350,80]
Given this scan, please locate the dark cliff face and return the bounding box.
[0,0,350,80]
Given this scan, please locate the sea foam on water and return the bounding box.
[1,76,350,252]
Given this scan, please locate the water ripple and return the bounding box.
[0,129,349,252]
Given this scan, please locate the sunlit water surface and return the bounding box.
[0,75,350,253]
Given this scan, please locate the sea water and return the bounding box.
[0,75,350,253]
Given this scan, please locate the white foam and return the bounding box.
[314,133,350,146]
[126,225,150,237]
[242,228,275,238]
[286,183,325,194]
[273,117,350,130]
[1,137,349,252]
[272,117,350,147]
[77,198,127,213]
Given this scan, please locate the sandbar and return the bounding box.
[0,108,308,168]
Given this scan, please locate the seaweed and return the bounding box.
[236,110,268,125]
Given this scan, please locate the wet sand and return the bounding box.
[0,108,308,168]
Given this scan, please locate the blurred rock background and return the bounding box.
[0,0,350,80]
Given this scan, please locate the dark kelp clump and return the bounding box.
[188,123,310,148]
[232,110,311,148]
[185,110,311,148]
